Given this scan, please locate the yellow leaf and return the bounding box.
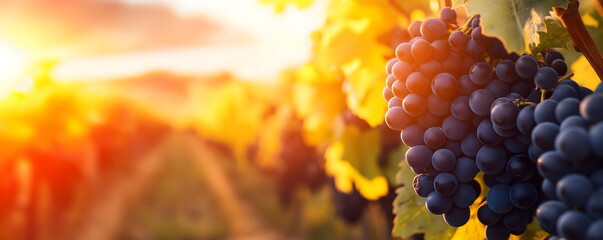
[571,55,600,90]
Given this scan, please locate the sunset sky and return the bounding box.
[0,0,328,82]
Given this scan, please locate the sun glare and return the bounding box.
[0,40,30,96]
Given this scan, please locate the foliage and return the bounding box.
[460,0,569,53]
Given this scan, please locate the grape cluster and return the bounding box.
[528,80,603,239]
[473,52,574,239]
[383,8,520,228]
[382,6,603,239]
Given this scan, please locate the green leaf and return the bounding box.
[530,18,572,53]
[462,0,569,53]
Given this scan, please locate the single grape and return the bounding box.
[478,202,502,225]
[458,74,479,96]
[425,191,453,215]
[556,173,594,208]
[449,30,468,49]
[580,93,603,123]
[536,200,569,235]
[515,55,539,79]
[426,94,451,117]
[534,67,559,90]
[431,40,450,61]
[392,60,413,82]
[451,96,474,120]
[555,126,591,163]
[406,72,430,95]
[556,211,591,240]
[420,18,447,42]
[439,7,457,24]
[485,79,510,98]
[491,99,520,129]
[516,105,536,135]
[443,206,470,227]
[552,84,579,101]
[392,79,410,98]
[385,58,399,75]
[535,99,559,124]
[551,59,567,76]
[537,151,573,183]
[470,89,496,116]
[477,119,503,146]
[469,62,494,86]
[442,115,469,141]
[413,173,435,197]
[555,98,580,122]
[396,42,414,62]
[431,73,458,99]
[406,145,433,169]
[452,157,479,183]
[385,106,412,130]
[506,154,534,182]
[509,182,538,209]
[487,184,514,214]
[420,60,443,79]
[408,21,422,38]
[461,133,482,158]
[432,149,456,172]
[401,124,425,147]
[545,50,565,65]
[453,184,477,208]
[388,95,402,108]
[411,38,433,63]
[403,93,427,116]
[476,146,507,175]
[434,172,458,196]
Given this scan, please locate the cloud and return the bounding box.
[0,0,229,57]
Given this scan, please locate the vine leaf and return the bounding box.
[530,18,572,53]
[461,0,569,53]
[324,126,389,200]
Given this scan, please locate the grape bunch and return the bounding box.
[383,8,525,229]
[474,51,575,240]
[526,80,603,239]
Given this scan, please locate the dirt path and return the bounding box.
[70,132,293,240]
[186,135,291,240]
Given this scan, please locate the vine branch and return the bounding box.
[554,0,603,81]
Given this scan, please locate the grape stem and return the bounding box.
[518,101,537,107]
[541,89,550,102]
[557,73,575,82]
[439,0,451,8]
[553,0,603,81]
[459,14,479,33]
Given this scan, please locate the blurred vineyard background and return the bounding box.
[1,0,603,239]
